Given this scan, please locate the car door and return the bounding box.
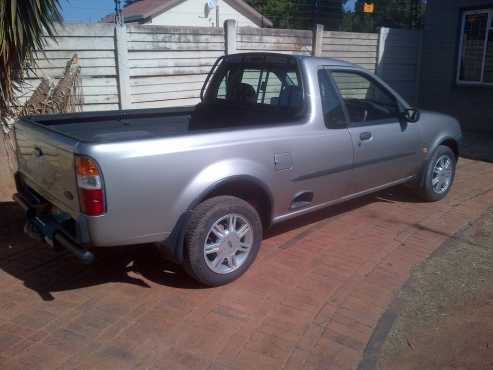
[329,69,422,193]
[278,68,355,215]
[296,68,354,204]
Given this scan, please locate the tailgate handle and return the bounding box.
[33,147,43,157]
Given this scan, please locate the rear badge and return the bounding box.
[64,191,74,200]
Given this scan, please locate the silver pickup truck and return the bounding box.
[14,53,461,286]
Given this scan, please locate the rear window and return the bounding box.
[203,55,305,125]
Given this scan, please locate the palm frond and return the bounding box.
[0,0,62,128]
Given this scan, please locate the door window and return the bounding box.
[331,71,399,125]
[318,69,347,129]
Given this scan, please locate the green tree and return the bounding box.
[248,0,344,29]
[342,0,426,32]
[296,0,345,30]
[249,0,296,28]
[0,0,62,127]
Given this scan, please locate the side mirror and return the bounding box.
[401,108,420,123]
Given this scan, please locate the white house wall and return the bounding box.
[147,0,259,28]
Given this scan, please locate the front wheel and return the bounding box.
[183,196,262,286]
[416,145,456,202]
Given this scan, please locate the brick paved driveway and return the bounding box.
[1,158,493,370]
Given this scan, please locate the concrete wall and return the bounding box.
[17,23,119,112]
[322,31,379,73]
[237,27,313,55]
[419,0,493,132]
[19,22,394,111]
[126,24,225,108]
[148,0,257,28]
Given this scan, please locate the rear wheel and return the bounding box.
[183,196,262,286]
[417,145,456,202]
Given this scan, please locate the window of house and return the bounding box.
[457,9,493,85]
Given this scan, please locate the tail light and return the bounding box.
[75,156,105,216]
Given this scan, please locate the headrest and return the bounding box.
[279,85,302,108]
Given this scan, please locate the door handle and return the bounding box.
[359,131,372,141]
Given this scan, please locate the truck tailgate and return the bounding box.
[15,121,80,217]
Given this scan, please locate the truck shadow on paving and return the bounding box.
[0,186,428,302]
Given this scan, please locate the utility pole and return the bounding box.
[114,0,124,25]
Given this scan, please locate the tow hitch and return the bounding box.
[14,193,95,265]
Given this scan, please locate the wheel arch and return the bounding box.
[191,175,274,229]
[439,138,459,159]
[164,175,274,264]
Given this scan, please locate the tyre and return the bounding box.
[417,145,456,202]
[183,196,263,286]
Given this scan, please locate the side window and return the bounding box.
[209,63,303,113]
[217,75,228,99]
[331,71,399,124]
[241,69,261,93]
[286,72,298,86]
[318,69,347,129]
[239,69,300,106]
[260,72,283,104]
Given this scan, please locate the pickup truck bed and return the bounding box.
[26,107,194,143]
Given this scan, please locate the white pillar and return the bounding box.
[224,19,237,55]
[115,23,131,110]
[312,24,324,57]
[376,27,389,76]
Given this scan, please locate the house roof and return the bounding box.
[101,0,273,27]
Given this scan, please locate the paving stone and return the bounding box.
[0,159,492,370]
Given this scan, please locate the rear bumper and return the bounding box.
[14,171,171,248]
[13,192,95,264]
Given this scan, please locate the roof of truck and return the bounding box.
[299,55,355,67]
[222,52,356,68]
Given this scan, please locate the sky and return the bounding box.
[60,0,358,22]
[61,0,115,22]
[344,0,357,11]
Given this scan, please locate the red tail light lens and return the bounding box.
[75,156,105,216]
[78,188,104,216]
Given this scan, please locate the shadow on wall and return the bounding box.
[376,27,421,107]
[377,30,493,162]
[416,10,493,133]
